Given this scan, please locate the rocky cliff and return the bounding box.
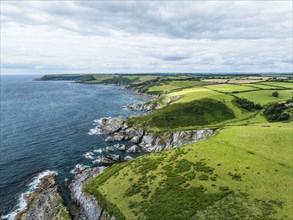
[14,172,70,220]
[98,117,213,152]
[126,95,181,111]
[69,167,116,220]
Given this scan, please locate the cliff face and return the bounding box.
[98,117,214,152]
[69,167,116,220]
[15,172,70,220]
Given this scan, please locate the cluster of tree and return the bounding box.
[101,76,138,85]
[233,97,262,111]
[264,101,291,122]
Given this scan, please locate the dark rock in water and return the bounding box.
[106,146,115,152]
[71,164,90,174]
[69,167,116,220]
[113,133,124,141]
[124,155,134,161]
[118,145,126,151]
[105,136,115,142]
[98,117,124,134]
[15,172,70,220]
[99,156,115,164]
[113,143,121,149]
[126,145,141,153]
[107,154,120,161]
[64,178,69,187]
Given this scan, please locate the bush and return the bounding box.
[272,91,279,97]
[264,102,291,122]
[233,97,262,111]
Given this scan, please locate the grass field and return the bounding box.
[240,83,284,89]
[84,124,293,220]
[235,89,292,105]
[258,82,293,89]
[147,80,211,93]
[40,73,292,219]
[205,84,257,93]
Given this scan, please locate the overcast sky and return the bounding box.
[1,1,292,74]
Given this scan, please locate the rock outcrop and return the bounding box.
[126,95,181,112]
[15,172,70,220]
[165,95,181,104]
[126,102,158,111]
[99,117,213,153]
[69,167,116,220]
[126,145,141,153]
[140,129,214,152]
[97,117,124,134]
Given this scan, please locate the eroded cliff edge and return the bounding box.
[69,167,116,220]
[14,172,70,220]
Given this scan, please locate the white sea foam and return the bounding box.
[93,119,102,125]
[87,126,101,135]
[1,170,57,220]
[93,149,102,153]
[92,159,101,164]
[83,152,95,160]
[70,164,90,174]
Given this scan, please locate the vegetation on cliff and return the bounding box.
[40,73,292,219]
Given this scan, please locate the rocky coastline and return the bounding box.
[7,86,213,220]
[69,167,115,220]
[13,171,70,220]
[97,116,214,152]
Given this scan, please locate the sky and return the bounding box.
[1,1,292,75]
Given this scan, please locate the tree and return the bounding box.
[272,91,279,97]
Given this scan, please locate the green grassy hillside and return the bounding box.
[83,124,293,219]
[40,73,292,219]
[127,98,235,132]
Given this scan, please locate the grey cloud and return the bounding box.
[1,1,292,40]
[1,1,292,74]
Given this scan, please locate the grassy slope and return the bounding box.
[258,82,293,89]
[147,80,212,93]
[52,75,291,219]
[235,90,292,105]
[84,124,293,219]
[127,98,235,132]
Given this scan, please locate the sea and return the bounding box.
[0,75,148,218]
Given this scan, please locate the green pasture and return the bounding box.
[84,125,292,220]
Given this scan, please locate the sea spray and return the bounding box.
[1,170,57,220]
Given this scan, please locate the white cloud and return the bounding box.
[1,1,292,74]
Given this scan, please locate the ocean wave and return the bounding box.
[87,126,101,135]
[70,164,90,174]
[1,170,57,220]
[83,151,95,160]
[92,159,101,164]
[93,118,102,125]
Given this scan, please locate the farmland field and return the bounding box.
[235,89,292,105]
[39,73,293,219]
[84,124,293,220]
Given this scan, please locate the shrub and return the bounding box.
[272,91,279,97]
[198,174,209,181]
[264,102,291,122]
[233,97,262,111]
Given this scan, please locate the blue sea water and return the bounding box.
[0,75,147,217]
